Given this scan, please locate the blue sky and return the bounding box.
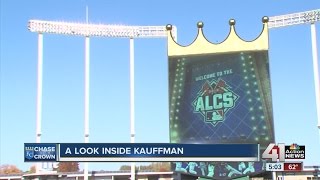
[1,0,319,172]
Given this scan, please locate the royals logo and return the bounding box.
[193,79,239,126]
[25,147,34,160]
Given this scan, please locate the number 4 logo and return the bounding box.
[262,143,285,162]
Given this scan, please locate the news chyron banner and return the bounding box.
[167,18,274,178]
[24,143,259,162]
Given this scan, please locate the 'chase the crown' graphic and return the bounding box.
[193,79,239,126]
[24,143,56,162]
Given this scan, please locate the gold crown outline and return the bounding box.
[25,147,34,151]
[166,17,269,56]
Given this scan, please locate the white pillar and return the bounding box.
[130,38,135,180]
[272,171,277,180]
[84,36,90,180]
[36,33,43,173]
[311,23,320,132]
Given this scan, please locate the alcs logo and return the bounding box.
[193,79,239,126]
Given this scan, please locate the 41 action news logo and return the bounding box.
[262,143,305,162]
[193,79,239,126]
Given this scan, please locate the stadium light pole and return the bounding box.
[310,22,320,131]
[268,8,320,138]
[129,37,136,180]
[28,19,177,180]
[36,33,43,173]
[84,7,90,180]
[268,9,319,180]
[84,35,90,180]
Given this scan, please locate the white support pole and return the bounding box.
[129,38,135,180]
[36,33,43,173]
[272,171,277,180]
[84,36,90,180]
[311,23,320,131]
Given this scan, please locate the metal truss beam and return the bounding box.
[268,9,320,29]
[28,20,177,39]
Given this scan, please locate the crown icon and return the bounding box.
[25,147,34,151]
[166,17,269,56]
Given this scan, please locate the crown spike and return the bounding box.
[262,16,269,23]
[166,24,173,31]
[229,19,236,26]
[197,21,204,28]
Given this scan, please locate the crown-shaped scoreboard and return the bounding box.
[167,17,274,179]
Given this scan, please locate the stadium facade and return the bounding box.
[0,167,319,180]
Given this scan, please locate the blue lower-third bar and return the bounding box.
[57,143,259,162]
[24,143,259,162]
